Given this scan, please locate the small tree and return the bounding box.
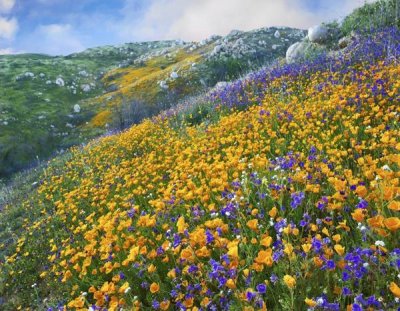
[112,97,152,131]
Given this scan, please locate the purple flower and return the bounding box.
[270,274,278,284]
[173,233,181,248]
[188,265,198,274]
[290,191,305,209]
[256,283,267,294]
[206,229,214,244]
[246,291,256,301]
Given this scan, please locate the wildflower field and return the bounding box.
[1,29,399,310]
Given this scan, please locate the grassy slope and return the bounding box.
[0,27,399,310]
[0,28,303,178]
[0,2,399,309]
[0,41,175,177]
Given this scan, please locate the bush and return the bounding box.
[341,0,398,35]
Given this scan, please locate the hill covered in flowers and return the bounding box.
[0,25,399,310]
[0,27,302,178]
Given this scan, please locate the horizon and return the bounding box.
[0,0,373,56]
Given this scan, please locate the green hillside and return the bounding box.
[0,28,303,178]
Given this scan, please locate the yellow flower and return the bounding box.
[150,282,160,294]
[247,219,259,231]
[147,264,157,273]
[260,236,272,248]
[367,215,384,228]
[160,300,171,310]
[334,244,345,256]
[283,275,296,289]
[177,216,187,234]
[389,282,400,298]
[302,243,312,253]
[226,279,236,289]
[254,249,273,266]
[118,282,130,294]
[227,245,238,259]
[351,208,365,222]
[384,217,400,231]
[268,207,278,218]
[388,200,399,211]
[305,298,317,307]
[180,247,194,261]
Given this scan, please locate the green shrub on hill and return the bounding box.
[341,0,398,34]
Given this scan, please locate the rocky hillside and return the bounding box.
[0,27,304,178]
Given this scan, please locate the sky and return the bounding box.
[0,0,373,56]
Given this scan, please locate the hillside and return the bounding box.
[0,1,399,310]
[0,27,303,178]
[0,19,399,311]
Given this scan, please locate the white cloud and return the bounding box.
[0,0,15,13]
[27,23,85,55]
[120,0,375,41]
[0,16,18,39]
[0,47,17,54]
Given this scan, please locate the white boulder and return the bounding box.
[308,25,329,43]
[73,104,81,113]
[81,84,91,92]
[170,71,179,79]
[55,77,65,87]
[78,70,88,77]
[159,80,169,89]
[286,41,311,63]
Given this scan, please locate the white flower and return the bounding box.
[31,283,37,288]
[375,240,385,247]
[81,292,88,296]
[124,287,131,294]
[269,220,274,226]
[363,262,369,268]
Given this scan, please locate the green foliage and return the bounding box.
[341,0,398,35]
[205,58,247,85]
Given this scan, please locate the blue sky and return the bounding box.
[0,0,372,55]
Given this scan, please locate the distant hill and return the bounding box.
[0,27,304,178]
